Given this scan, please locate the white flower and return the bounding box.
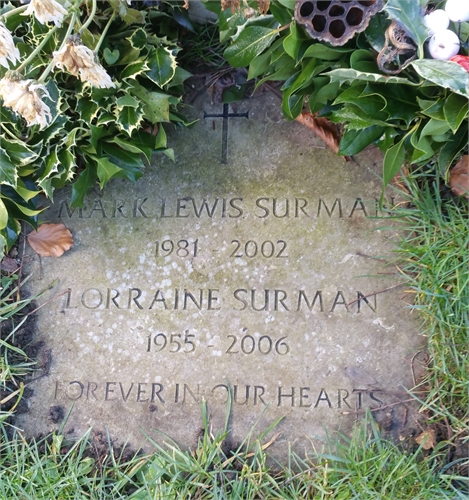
[0,77,52,129]
[53,41,115,88]
[0,22,21,69]
[22,0,68,27]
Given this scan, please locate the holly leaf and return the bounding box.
[27,223,73,257]
[146,47,177,88]
[113,94,144,135]
[0,149,17,188]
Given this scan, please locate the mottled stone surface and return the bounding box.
[18,90,424,458]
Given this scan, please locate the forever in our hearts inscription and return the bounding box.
[19,92,423,457]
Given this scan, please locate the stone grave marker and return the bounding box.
[18,90,424,457]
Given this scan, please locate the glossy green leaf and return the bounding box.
[335,85,388,121]
[224,26,278,68]
[444,93,469,133]
[70,164,97,208]
[248,49,273,80]
[166,67,192,90]
[384,0,428,57]
[15,179,41,202]
[302,44,354,61]
[330,104,392,129]
[325,68,418,86]
[102,143,144,182]
[276,0,295,9]
[420,118,451,138]
[146,47,177,88]
[382,135,407,196]
[283,22,308,61]
[0,233,6,259]
[438,124,469,174]
[96,156,121,189]
[0,199,7,230]
[339,126,386,156]
[412,60,469,97]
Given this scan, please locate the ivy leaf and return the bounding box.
[146,47,177,88]
[103,48,120,65]
[411,60,469,97]
[384,0,428,58]
[224,26,279,68]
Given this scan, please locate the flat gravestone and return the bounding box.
[19,90,423,457]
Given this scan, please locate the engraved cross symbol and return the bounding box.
[204,103,249,164]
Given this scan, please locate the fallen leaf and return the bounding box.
[415,429,436,450]
[450,155,469,197]
[27,223,73,257]
[0,256,18,273]
[295,111,346,158]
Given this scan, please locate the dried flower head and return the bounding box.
[257,0,270,15]
[53,39,115,88]
[0,76,52,129]
[221,0,241,14]
[22,0,68,27]
[0,22,21,69]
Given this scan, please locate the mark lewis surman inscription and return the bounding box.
[19,92,422,457]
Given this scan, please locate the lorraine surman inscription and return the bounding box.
[19,91,423,458]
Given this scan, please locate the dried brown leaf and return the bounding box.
[1,256,18,273]
[450,155,469,197]
[27,223,73,257]
[415,429,436,450]
[295,111,344,157]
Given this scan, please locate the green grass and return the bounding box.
[0,171,468,498]
[393,173,469,440]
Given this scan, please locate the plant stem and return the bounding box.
[0,5,27,21]
[94,11,115,53]
[80,0,97,33]
[38,11,79,83]
[15,26,59,74]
